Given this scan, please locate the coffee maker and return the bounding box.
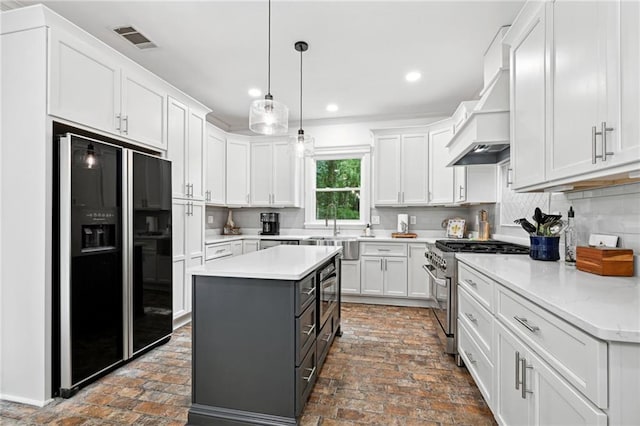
[260,212,280,235]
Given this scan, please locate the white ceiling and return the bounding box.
[15,1,524,132]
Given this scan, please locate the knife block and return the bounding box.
[576,246,634,276]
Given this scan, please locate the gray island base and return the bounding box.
[187,246,343,425]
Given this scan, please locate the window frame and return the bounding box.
[304,146,371,229]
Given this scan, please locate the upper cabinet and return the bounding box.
[505,0,640,192]
[204,124,226,206]
[226,137,251,207]
[373,131,429,206]
[428,123,455,205]
[454,165,497,204]
[167,96,206,201]
[49,28,167,150]
[250,140,300,207]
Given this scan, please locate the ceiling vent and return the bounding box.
[113,26,157,49]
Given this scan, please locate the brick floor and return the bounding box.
[0,303,495,425]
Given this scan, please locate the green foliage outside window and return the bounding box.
[316,159,361,220]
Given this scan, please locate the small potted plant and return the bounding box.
[514,208,565,261]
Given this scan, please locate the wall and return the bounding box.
[496,182,640,255]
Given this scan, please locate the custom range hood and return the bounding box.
[446,25,511,167]
[446,69,510,166]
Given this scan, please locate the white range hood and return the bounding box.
[446,64,510,167]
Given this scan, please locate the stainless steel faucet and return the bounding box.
[325,203,339,236]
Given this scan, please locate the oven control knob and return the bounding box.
[441,259,447,269]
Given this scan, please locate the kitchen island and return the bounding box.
[187,245,342,426]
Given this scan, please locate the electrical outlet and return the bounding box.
[207,215,214,224]
[410,216,416,225]
[371,215,380,225]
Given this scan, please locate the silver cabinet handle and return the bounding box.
[515,351,521,390]
[303,323,316,336]
[402,192,405,203]
[507,168,513,186]
[246,193,250,204]
[380,259,383,271]
[465,313,477,323]
[377,248,391,252]
[592,125,598,164]
[459,185,464,199]
[601,121,614,162]
[304,287,315,296]
[384,258,387,271]
[514,316,540,333]
[122,115,129,134]
[465,279,477,287]
[465,351,477,364]
[303,366,316,382]
[322,333,332,343]
[115,114,122,131]
[215,248,226,254]
[521,357,533,399]
[190,202,193,216]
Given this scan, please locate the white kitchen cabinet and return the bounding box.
[618,1,640,170]
[428,125,455,204]
[204,124,226,205]
[226,137,251,206]
[360,256,407,297]
[384,257,408,296]
[340,260,361,294]
[454,165,497,204]
[243,239,259,253]
[231,240,243,257]
[360,257,385,295]
[407,243,429,298]
[250,140,299,207]
[495,321,607,426]
[373,131,429,206]
[49,28,166,150]
[167,97,206,201]
[172,199,204,322]
[508,1,547,190]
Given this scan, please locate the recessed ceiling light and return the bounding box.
[326,104,338,112]
[248,88,262,97]
[405,71,422,82]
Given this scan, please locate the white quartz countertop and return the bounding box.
[456,254,640,343]
[204,233,440,245]
[191,245,342,280]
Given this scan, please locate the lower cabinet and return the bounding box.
[243,238,259,253]
[172,200,203,323]
[407,243,429,298]
[341,260,361,294]
[230,240,243,256]
[458,260,609,426]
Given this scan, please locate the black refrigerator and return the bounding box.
[55,133,172,397]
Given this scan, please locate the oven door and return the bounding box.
[423,264,454,353]
[319,263,338,327]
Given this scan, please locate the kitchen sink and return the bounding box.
[306,236,359,260]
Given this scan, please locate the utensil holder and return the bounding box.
[529,236,560,261]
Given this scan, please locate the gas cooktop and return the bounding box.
[435,239,529,254]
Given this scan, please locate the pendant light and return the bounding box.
[291,40,314,158]
[249,0,288,135]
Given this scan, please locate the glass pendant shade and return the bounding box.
[249,96,289,135]
[291,129,314,158]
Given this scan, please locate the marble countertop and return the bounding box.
[456,254,640,343]
[204,232,441,245]
[191,245,342,280]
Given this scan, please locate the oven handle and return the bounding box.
[422,264,447,287]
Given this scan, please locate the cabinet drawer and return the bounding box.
[295,272,316,316]
[458,285,493,358]
[317,307,336,370]
[458,262,494,310]
[361,242,407,257]
[458,320,493,407]
[205,243,232,260]
[295,302,316,366]
[496,286,608,408]
[295,341,317,416]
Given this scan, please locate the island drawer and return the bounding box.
[205,242,232,260]
[458,262,494,311]
[295,302,316,366]
[295,341,317,416]
[295,272,316,316]
[317,306,337,370]
[361,242,407,257]
[496,286,608,408]
[458,285,493,358]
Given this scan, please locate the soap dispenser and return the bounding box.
[564,206,576,267]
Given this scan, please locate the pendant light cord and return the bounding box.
[267,0,271,96]
[299,48,303,131]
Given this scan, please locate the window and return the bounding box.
[305,148,370,228]
[316,159,361,220]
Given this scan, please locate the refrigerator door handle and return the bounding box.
[123,149,133,359]
[59,135,73,389]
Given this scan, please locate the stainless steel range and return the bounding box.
[424,240,529,365]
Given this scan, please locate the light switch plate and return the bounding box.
[371,215,380,225]
[207,215,214,224]
[410,216,416,225]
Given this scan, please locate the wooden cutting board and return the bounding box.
[576,246,634,276]
[391,232,418,238]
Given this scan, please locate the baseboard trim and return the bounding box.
[173,312,192,330]
[0,393,53,407]
[342,295,437,308]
